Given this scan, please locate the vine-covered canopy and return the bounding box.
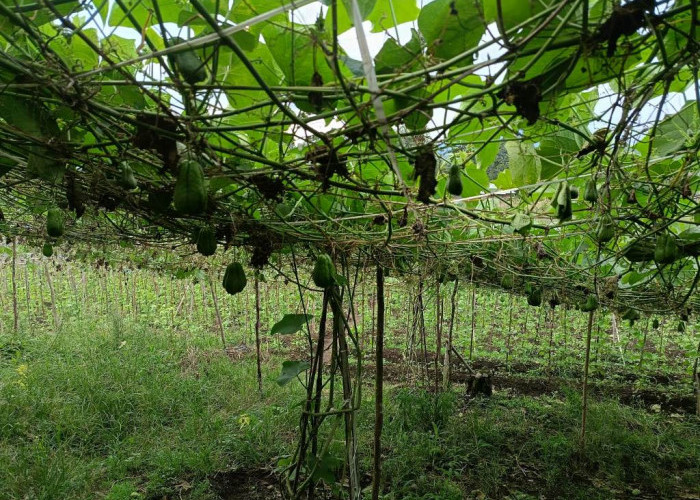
[0,0,698,313]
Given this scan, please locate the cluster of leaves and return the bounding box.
[0,0,697,314]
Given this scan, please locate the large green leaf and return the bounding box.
[219,43,283,109]
[41,24,100,71]
[0,0,80,33]
[326,0,377,34]
[463,165,490,197]
[270,314,313,335]
[537,131,583,179]
[506,141,541,187]
[654,102,699,157]
[276,360,311,386]
[232,0,286,35]
[105,0,183,29]
[367,0,420,32]
[417,0,484,63]
[482,0,554,33]
[374,29,421,74]
[262,22,336,87]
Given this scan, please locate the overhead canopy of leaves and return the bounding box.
[0,0,698,315]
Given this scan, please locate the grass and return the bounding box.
[0,316,304,500]
[0,316,698,499]
[370,388,699,499]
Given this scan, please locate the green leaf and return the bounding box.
[678,228,700,241]
[342,0,377,22]
[270,314,313,335]
[506,141,541,187]
[418,0,484,63]
[367,0,420,32]
[462,165,490,197]
[276,360,311,386]
[511,213,532,235]
[232,0,285,35]
[477,142,499,171]
[105,0,183,28]
[391,86,432,131]
[262,22,336,88]
[493,169,514,189]
[40,24,100,71]
[482,0,549,33]
[537,131,582,179]
[654,102,698,157]
[0,0,80,33]
[327,0,377,33]
[374,29,421,74]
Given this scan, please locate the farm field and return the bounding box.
[0,256,698,499]
[1,0,700,498]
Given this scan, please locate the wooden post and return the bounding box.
[693,338,700,417]
[23,262,31,322]
[443,279,459,390]
[372,265,385,500]
[254,273,263,394]
[210,278,226,350]
[638,318,649,369]
[11,237,18,333]
[44,263,60,331]
[505,294,514,366]
[469,283,476,360]
[435,279,442,391]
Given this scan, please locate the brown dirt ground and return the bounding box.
[208,468,282,500]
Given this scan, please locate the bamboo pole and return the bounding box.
[211,278,226,350]
[44,263,60,331]
[372,265,385,500]
[443,278,459,390]
[11,237,18,333]
[254,273,263,394]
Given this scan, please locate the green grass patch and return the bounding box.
[1,319,698,499]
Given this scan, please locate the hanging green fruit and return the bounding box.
[525,283,542,307]
[168,37,207,85]
[120,163,137,190]
[46,208,64,238]
[654,233,679,264]
[579,294,599,312]
[554,181,572,222]
[222,262,246,295]
[42,242,53,257]
[621,308,640,326]
[548,293,561,309]
[623,240,655,262]
[596,215,615,243]
[501,273,514,289]
[583,179,598,203]
[651,318,659,329]
[195,226,217,256]
[174,160,207,215]
[447,165,463,196]
[312,253,336,288]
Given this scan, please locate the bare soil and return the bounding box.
[208,468,282,500]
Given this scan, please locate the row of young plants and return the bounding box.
[1,242,695,380]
